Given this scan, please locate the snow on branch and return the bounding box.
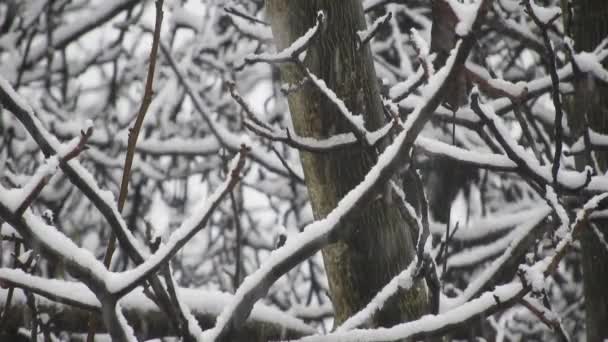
[539,193,608,277]
[570,129,608,155]
[0,283,314,340]
[0,74,150,267]
[302,67,397,145]
[336,259,418,332]
[444,206,550,308]
[416,136,516,171]
[0,269,98,311]
[390,66,427,101]
[465,61,527,101]
[230,83,523,178]
[388,29,435,102]
[228,82,358,153]
[357,12,393,47]
[229,77,527,177]
[470,91,592,193]
[107,146,248,297]
[446,210,547,270]
[238,11,325,68]
[0,196,109,291]
[410,28,434,77]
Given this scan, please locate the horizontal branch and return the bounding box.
[0,285,314,341]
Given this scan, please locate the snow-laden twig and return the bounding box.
[523,0,566,188]
[444,205,550,309]
[520,296,571,341]
[357,12,392,47]
[302,67,396,145]
[411,28,434,77]
[0,268,98,311]
[0,273,316,339]
[465,61,527,101]
[108,146,248,297]
[11,125,93,216]
[416,136,516,171]
[0,194,109,291]
[471,91,592,193]
[446,209,548,270]
[389,66,427,101]
[336,259,418,332]
[226,6,272,41]
[540,193,608,277]
[239,11,324,68]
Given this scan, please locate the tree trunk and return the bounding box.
[568,1,608,340]
[266,0,429,328]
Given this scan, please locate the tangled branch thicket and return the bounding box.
[1,0,608,341]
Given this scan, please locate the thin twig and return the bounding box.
[520,297,570,341]
[90,1,164,341]
[270,145,305,184]
[162,266,195,342]
[103,0,164,267]
[224,6,269,26]
[513,104,543,164]
[471,92,591,193]
[522,0,565,189]
[230,189,242,289]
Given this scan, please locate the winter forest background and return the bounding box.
[1,0,608,341]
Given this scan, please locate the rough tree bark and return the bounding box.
[568,1,608,340]
[266,0,429,328]
[0,290,305,341]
